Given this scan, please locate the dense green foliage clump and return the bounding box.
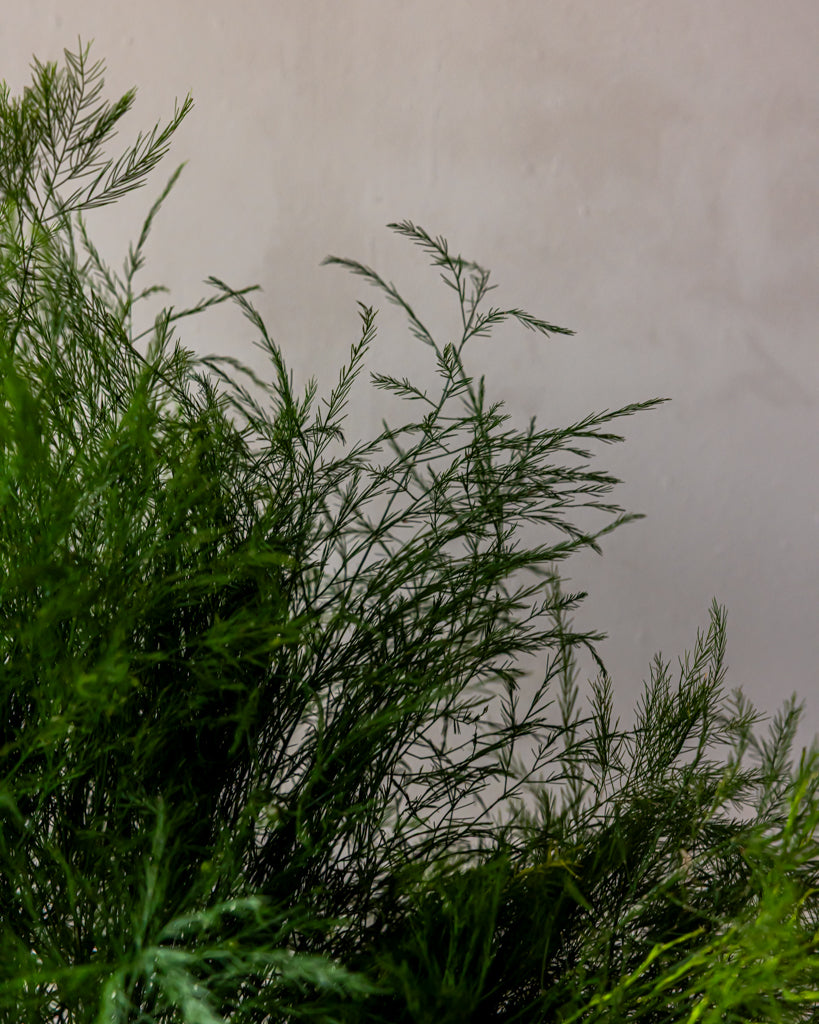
[1,42,817,1023]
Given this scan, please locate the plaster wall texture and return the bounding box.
[3,1,818,743]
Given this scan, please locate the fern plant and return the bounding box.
[0,42,817,1023]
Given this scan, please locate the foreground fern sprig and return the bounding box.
[0,42,817,1023]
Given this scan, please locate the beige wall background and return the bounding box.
[4,2,818,746]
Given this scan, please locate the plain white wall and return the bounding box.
[4,1,818,747]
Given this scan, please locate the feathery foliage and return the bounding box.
[0,42,817,1023]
